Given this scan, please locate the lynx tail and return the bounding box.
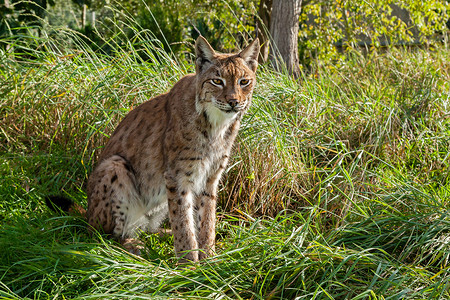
[45,195,86,216]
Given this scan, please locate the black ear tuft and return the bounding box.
[195,36,216,72]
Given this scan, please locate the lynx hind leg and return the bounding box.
[87,155,138,239]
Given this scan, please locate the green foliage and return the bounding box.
[133,0,184,54]
[118,0,257,55]
[2,0,450,67]
[187,0,256,51]
[0,0,54,38]
[299,0,450,64]
[1,17,450,297]
[1,2,450,298]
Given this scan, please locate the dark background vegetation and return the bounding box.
[2,0,449,65]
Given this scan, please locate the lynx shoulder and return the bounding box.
[86,36,259,262]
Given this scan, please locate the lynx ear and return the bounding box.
[195,36,215,72]
[239,38,260,72]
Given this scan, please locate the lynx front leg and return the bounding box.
[197,191,217,260]
[197,173,222,260]
[165,174,199,263]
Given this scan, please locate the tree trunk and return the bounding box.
[257,0,272,63]
[91,11,96,27]
[82,3,87,28]
[269,0,302,76]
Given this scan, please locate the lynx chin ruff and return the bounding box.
[87,36,259,262]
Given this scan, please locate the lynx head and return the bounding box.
[194,36,260,127]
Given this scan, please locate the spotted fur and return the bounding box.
[87,36,260,262]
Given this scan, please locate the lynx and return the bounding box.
[86,36,259,262]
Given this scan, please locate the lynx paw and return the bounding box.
[121,238,144,256]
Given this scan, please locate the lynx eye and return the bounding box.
[211,78,224,86]
[239,78,250,87]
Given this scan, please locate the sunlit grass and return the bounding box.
[1,16,450,298]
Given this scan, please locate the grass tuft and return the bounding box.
[1,14,450,298]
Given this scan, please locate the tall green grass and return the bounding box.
[1,16,450,298]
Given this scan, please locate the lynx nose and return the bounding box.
[228,99,238,108]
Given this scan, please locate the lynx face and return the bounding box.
[195,37,259,127]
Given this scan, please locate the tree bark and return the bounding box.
[82,3,87,28]
[257,0,272,63]
[269,0,302,76]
